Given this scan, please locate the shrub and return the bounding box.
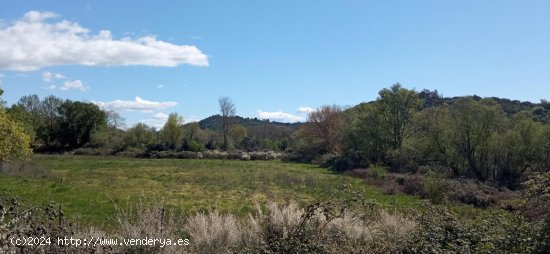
[72,147,112,156]
[0,197,113,253]
[117,146,145,157]
[446,179,501,208]
[369,164,388,180]
[323,155,357,172]
[175,151,202,159]
[422,173,447,203]
[404,203,538,253]
[187,140,205,152]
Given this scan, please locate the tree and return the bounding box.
[7,104,37,142]
[37,95,63,147]
[229,124,247,148]
[300,105,346,155]
[17,94,41,114]
[218,97,236,150]
[160,113,184,150]
[58,101,107,149]
[378,83,420,150]
[7,94,43,144]
[0,88,5,106]
[343,84,420,167]
[347,102,387,165]
[106,110,126,130]
[0,89,32,161]
[124,123,156,148]
[184,122,202,141]
[447,98,505,180]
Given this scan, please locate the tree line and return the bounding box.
[2,84,550,189]
[289,84,550,189]
[0,93,293,159]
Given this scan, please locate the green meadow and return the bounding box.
[0,155,420,228]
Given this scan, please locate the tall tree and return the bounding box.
[106,110,126,129]
[58,101,107,149]
[8,94,43,142]
[160,113,184,150]
[0,89,32,161]
[218,97,236,150]
[378,83,420,150]
[17,94,41,114]
[347,102,388,165]
[447,98,505,180]
[37,95,63,147]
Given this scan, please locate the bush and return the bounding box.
[186,140,205,152]
[72,147,112,156]
[422,173,447,203]
[323,155,357,172]
[446,179,502,208]
[369,164,388,180]
[117,146,145,157]
[0,197,113,253]
[405,204,538,253]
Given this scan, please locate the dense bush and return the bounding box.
[137,149,282,161]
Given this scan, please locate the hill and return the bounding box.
[417,89,550,116]
[198,115,302,131]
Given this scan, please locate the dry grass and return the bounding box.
[1,195,420,253]
[115,197,184,254]
[183,211,241,254]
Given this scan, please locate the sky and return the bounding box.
[0,0,548,128]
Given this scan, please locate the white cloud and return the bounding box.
[42,71,66,82]
[256,110,305,123]
[60,80,89,91]
[93,97,178,113]
[297,106,315,114]
[0,11,209,71]
[139,112,169,129]
[187,115,200,122]
[153,112,169,121]
[42,84,56,90]
[157,84,164,89]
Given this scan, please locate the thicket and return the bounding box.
[287,84,550,191]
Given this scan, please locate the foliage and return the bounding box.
[405,204,538,253]
[160,113,184,150]
[378,83,421,150]
[300,105,346,155]
[124,123,157,149]
[0,109,32,162]
[57,101,107,149]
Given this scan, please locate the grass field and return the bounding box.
[0,155,420,228]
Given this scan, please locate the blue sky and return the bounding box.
[0,0,548,127]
